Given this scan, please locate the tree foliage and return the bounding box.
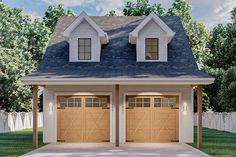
[0,2,76,112]
[205,10,236,70]
[123,0,165,16]
[166,0,210,65]
[219,67,236,112]
[106,10,117,16]
[203,68,224,112]
[193,89,210,113]
[203,8,236,112]
[204,67,236,112]
[231,7,236,23]
[43,4,75,33]
[0,48,33,111]
[26,19,51,64]
[0,2,50,111]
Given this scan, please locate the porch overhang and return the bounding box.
[20,78,214,85]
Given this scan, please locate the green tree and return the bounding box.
[205,10,236,70]
[193,89,210,112]
[203,7,236,112]
[0,48,34,112]
[219,67,236,111]
[167,0,210,65]
[43,4,75,33]
[231,7,236,23]
[203,68,224,112]
[123,0,165,16]
[106,10,117,16]
[0,2,50,111]
[26,19,51,64]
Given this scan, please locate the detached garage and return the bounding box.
[57,96,110,142]
[20,11,214,149]
[126,96,179,143]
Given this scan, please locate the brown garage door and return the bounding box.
[57,96,110,142]
[126,96,179,142]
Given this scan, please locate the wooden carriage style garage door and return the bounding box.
[57,96,110,142]
[126,96,179,142]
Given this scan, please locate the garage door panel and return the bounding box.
[126,96,179,143]
[126,108,151,142]
[84,108,110,142]
[57,96,110,142]
[58,108,83,142]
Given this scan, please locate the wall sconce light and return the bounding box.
[183,102,187,115]
[49,102,53,115]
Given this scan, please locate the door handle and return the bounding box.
[126,107,134,109]
[57,107,65,109]
[102,107,110,109]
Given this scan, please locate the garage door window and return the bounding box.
[154,97,177,108]
[127,97,150,107]
[85,97,109,108]
[59,97,82,108]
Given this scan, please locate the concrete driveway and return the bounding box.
[22,143,210,157]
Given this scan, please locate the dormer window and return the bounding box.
[145,38,159,60]
[129,12,175,62]
[78,38,91,60]
[62,12,108,62]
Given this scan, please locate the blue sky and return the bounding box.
[3,0,236,29]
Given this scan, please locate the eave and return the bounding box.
[20,77,215,85]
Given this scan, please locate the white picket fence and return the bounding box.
[194,112,236,133]
[0,111,43,133]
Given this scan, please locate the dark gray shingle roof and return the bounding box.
[24,16,211,80]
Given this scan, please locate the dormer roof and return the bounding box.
[62,11,109,44]
[129,12,175,44]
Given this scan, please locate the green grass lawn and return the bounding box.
[0,128,44,157]
[190,127,236,157]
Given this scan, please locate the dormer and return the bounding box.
[62,12,108,62]
[129,12,175,62]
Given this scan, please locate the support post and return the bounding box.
[115,84,119,147]
[197,85,202,148]
[33,85,38,149]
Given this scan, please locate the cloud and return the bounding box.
[95,0,125,15]
[43,0,94,7]
[43,0,126,15]
[42,0,236,28]
[190,0,236,28]
[25,10,41,19]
